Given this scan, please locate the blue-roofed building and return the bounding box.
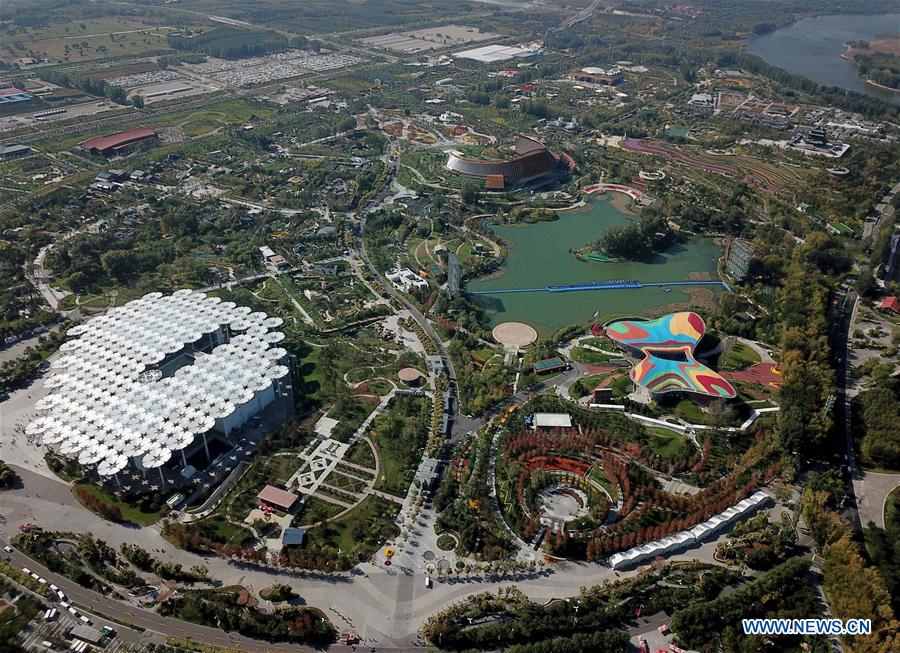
[282,527,306,547]
[0,87,33,104]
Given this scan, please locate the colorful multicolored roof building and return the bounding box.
[605,312,736,399]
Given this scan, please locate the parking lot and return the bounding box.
[183,49,365,87]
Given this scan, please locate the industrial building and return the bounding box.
[0,86,34,104]
[570,66,624,86]
[81,127,159,157]
[0,143,31,158]
[445,135,565,190]
[26,290,292,487]
[454,43,542,63]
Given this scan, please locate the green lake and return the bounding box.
[467,196,723,336]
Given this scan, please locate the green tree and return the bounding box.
[460,182,479,205]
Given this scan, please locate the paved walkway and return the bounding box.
[722,362,781,390]
[851,470,900,528]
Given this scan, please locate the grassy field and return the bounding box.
[369,397,429,497]
[1,17,176,63]
[674,398,706,424]
[296,496,345,525]
[33,100,275,154]
[569,373,607,399]
[345,438,377,469]
[589,467,614,496]
[645,427,695,461]
[719,339,761,370]
[72,482,165,526]
[884,486,899,530]
[296,346,326,401]
[270,455,303,485]
[305,495,399,558]
[570,346,612,365]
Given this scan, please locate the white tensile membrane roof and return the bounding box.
[27,290,290,477]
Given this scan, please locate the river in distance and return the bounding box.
[746,13,900,105]
[467,196,722,336]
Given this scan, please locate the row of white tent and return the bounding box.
[608,490,772,570]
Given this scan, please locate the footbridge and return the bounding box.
[465,279,731,295]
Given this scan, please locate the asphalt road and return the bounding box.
[3,543,374,653]
[834,290,864,535]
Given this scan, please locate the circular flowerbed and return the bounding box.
[436,533,458,552]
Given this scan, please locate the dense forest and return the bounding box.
[856,378,900,468]
[167,26,296,60]
[853,51,900,90]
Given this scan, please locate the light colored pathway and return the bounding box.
[851,470,900,529]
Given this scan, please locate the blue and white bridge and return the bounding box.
[464,279,732,295]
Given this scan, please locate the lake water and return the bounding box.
[746,13,900,105]
[467,197,722,336]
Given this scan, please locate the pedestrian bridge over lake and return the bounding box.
[465,279,732,295]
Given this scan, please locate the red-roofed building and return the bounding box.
[81,127,158,157]
[878,296,899,314]
[485,174,505,190]
[257,485,298,512]
[446,135,565,190]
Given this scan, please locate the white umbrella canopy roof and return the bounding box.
[31,290,286,474]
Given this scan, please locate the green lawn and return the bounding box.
[885,486,899,529]
[270,455,303,485]
[369,396,429,497]
[569,374,607,399]
[645,427,695,461]
[325,470,369,494]
[296,496,345,525]
[365,379,394,396]
[674,398,706,424]
[581,336,613,349]
[305,495,399,559]
[611,374,633,398]
[296,346,326,401]
[589,467,614,496]
[72,483,165,526]
[719,340,761,370]
[345,439,377,469]
[570,347,612,365]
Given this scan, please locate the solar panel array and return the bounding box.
[26,290,289,477]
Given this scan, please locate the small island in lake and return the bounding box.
[588,214,679,261]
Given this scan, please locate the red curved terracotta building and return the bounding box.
[446,135,565,190]
[81,127,158,157]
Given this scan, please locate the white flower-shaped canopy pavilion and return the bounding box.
[28,290,288,484]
